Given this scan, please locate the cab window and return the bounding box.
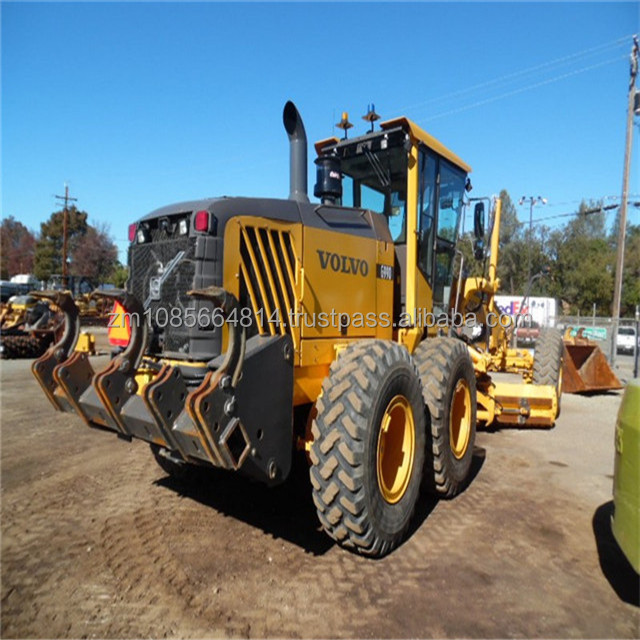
[418,151,438,280]
[433,160,466,313]
[437,162,465,242]
[341,175,354,208]
[339,144,408,243]
[361,184,385,215]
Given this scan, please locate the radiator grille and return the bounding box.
[238,225,297,342]
[128,235,197,354]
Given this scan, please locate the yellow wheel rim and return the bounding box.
[450,379,472,460]
[376,395,416,504]
[557,365,563,394]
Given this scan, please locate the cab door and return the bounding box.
[416,149,467,317]
[433,160,466,315]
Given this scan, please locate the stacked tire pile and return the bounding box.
[0,331,54,359]
[0,297,58,360]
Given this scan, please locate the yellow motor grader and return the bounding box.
[0,295,58,359]
[75,293,110,326]
[454,201,564,425]
[31,102,561,557]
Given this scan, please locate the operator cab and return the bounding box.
[314,117,472,317]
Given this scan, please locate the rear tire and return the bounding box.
[533,329,564,417]
[310,340,426,557]
[413,337,477,498]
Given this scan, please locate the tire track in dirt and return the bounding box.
[0,440,538,638]
[1,445,170,638]
[282,467,500,637]
[3,349,638,640]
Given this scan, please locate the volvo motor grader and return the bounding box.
[32,102,562,556]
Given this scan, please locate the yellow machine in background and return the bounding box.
[457,199,562,427]
[0,295,57,359]
[31,102,562,557]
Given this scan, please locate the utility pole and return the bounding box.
[54,184,77,290]
[611,35,639,367]
[519,195,547,287]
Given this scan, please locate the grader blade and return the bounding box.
[562,329,622,394]
[490,381,557,428]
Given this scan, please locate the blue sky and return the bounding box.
[2,2,639,261]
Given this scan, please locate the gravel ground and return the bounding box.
[1,335,638,638]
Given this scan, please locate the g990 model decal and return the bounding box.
[376,264,394,281]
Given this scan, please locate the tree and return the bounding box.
[621,224,640,317]
[33,207,120,286]
[457,189,533,292]
[458,192,629,315]
[495,189,532,295]
[460,189,531,294]
[0,217,36,279]
[71,223,118,284]
[497,189,521,245]
[33,206,88,281]
[545,201,615,315]
[109,262,129,288]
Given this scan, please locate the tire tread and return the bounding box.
[310,340,423,556]
[413,337,477,498]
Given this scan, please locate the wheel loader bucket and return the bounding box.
[562,328,623,394]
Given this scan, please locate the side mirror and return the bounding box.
[473,202,485,239]
[473,238,485,261]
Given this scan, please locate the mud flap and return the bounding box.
[173,333,294,483]
[170,286,294,484]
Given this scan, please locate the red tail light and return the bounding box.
[194,210,209,232]
[128,223,137,242]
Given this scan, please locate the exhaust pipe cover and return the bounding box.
[283,101,309,203]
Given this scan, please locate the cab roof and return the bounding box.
[315,116,472,174]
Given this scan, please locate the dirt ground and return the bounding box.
[1,333,639,638]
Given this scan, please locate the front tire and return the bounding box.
[413,337,477,498]
[310,340,426,557]
[533,329,564,417]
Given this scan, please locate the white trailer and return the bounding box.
[494,296,557,328]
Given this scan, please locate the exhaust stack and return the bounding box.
[283,101,309,203]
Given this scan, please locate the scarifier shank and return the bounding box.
[30,287,294,485]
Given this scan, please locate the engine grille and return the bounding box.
[128,235,196,354]
[238,225,297,344]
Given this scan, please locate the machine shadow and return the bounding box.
[592,501,639,607]
[155,453,335,556]
[406,445,486,540]
[155,447,487,557]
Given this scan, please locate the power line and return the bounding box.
[397,34,632,114]
[541,194,639,208]
[531,201,640,224]
[418,55,627,122]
